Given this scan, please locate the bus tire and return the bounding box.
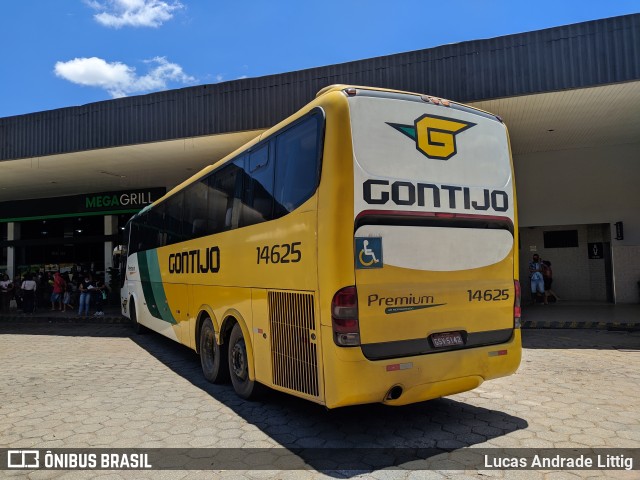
[228,322,262,400]
[199,318,229,384]
[130,299,145,334]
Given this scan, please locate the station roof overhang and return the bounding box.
[1,79,638,204]
[0,129,264,202]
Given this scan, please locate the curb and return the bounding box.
[0,315,131,325]
[522,320,640,331]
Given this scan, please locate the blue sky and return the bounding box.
[0,1,637,117]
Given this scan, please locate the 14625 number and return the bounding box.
[256,242,302,264]
[467,289,510,302]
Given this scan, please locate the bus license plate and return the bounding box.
[431,332,464,348]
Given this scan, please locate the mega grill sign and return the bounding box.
[0,187,166,222]
[85,191,155,209]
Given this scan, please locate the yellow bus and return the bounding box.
[115,85,521,408]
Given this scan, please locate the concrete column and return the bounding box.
[104,215,117,285]
[7,222,19,278]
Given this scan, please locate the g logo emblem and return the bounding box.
[388,114,475,160]
[415,114,475,160]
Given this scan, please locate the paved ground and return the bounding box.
[0,320,638,479]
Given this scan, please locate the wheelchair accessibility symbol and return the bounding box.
[355,237,383,269]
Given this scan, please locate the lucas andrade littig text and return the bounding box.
[484,453,634,470]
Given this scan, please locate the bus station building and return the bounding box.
[0,14,638,303]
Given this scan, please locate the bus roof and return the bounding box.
[132,84,504,221]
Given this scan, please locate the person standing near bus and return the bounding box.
[13,275,23,311]
[62,273,73,312]
[21,273,38,313]
[542,260,560,303]
[0,274,14,313]
[50,271,66,311]
[78,274,94,317]
[529,254,545,304]
[93,279,107,316]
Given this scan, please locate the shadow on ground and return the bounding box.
[0,321,533,474]
[0,319,131,337]
[126,325,528,475]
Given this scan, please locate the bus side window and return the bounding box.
[207,163,242,234]
[129,222,140,254]
[274,114,321,216]
[147,202,165,248]
[137,214,153,251]
[192,218,207,236]
[183,179,209,238]
[165,192,185,244]
[239,143,275,227]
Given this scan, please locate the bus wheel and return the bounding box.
[130,299,145,334]
[228,323,262,399]
[199,319,229,384]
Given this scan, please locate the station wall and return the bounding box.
[514,142,640,303]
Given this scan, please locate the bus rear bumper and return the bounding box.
[322,327,521,409]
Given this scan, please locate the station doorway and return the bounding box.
[10,214,128,276]
[519,223,614,303]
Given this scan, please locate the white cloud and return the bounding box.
[54,56,195,98]
[86,0,183,28]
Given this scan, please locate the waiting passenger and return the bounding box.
[78,274,94,318]
[0,274,14,313]
[50,271,66,311]
[21,273,38,314]
[528,254,544,305]
[542,260,560,304]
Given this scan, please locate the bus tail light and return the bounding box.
[332,286,360,346]
[514,280,521,328]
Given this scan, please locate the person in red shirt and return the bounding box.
[50,271,66,311]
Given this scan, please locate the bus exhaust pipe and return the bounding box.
[386,385,403,401]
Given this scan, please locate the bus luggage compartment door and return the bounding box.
[354,224,515,360]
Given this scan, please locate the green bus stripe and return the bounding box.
[137,252,160,319]
[137,250,177,323]
[146,249,177,324]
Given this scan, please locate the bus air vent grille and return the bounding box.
[268,291,319,397]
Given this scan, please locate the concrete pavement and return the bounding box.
[0,317,638,478]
